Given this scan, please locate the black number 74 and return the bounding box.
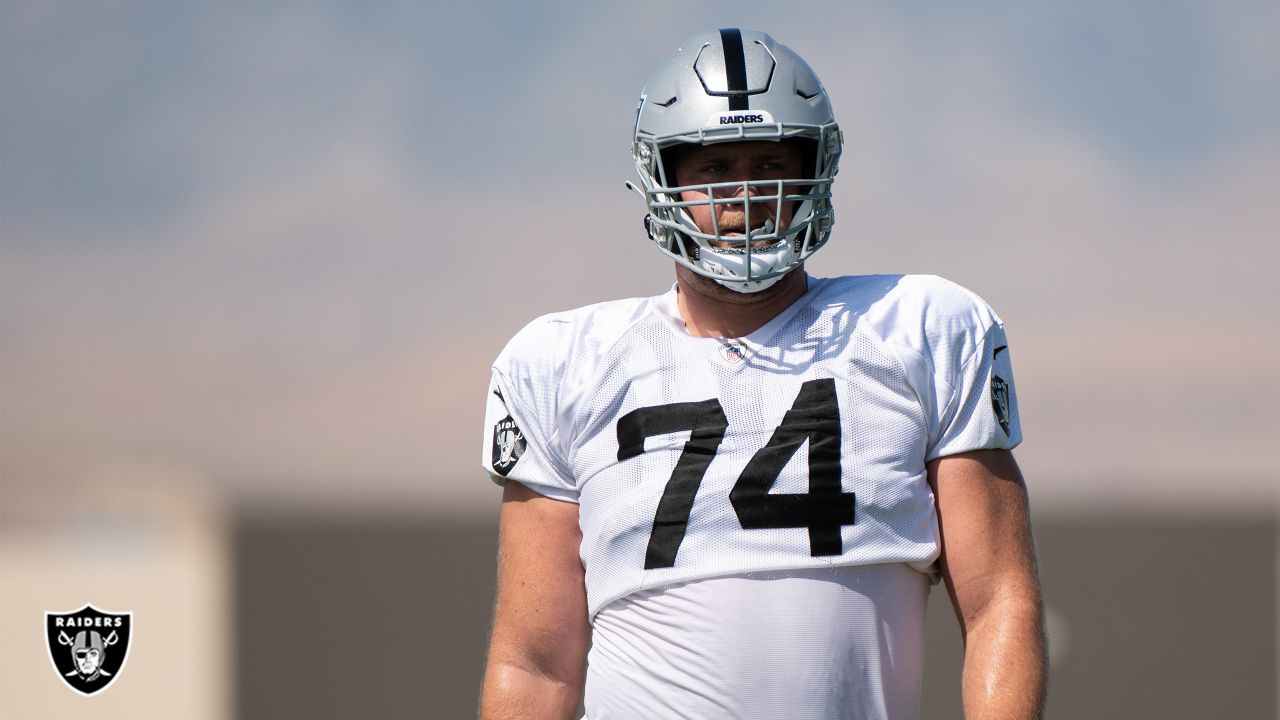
[616,378,855,569]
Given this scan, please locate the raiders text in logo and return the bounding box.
[45,604,132,696]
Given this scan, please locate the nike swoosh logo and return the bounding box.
[994,345,1008,358]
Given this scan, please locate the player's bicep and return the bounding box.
[927,449,1040,629]
[487,479,589,682]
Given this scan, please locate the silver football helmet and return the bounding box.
[629,28,842,293]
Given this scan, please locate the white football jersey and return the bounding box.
[481,274,1021,718]
[584,563,931,719]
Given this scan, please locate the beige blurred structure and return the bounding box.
[0,472,229,718]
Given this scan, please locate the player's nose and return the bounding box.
[722,180,764,200]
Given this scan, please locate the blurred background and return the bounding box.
[2,1,1276,717]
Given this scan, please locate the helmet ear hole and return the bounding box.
[795,138,819,184]
[657,146,682,188]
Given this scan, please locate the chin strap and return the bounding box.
[713,272,787,294]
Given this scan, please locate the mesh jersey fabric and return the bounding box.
[482,273,1021,618]
[584,563,929,720]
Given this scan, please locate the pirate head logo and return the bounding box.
[45,604,132,696]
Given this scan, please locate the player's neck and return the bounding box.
[674,268,809,339]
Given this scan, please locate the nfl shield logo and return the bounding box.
[45,604,132,696]
[718,344,745,363]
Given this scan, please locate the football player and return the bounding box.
[480,28,1047,720]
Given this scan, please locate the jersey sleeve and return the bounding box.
[480,317,580,502]
[927,320,1022,460]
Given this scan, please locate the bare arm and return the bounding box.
[928,449,1048,719]
[480,480,590,720]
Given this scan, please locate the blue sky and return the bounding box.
[2,1,1277,512]
[4,1,1270,226]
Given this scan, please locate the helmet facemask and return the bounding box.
[633,131,840,292]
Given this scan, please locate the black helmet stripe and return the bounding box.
[718,28,749,111]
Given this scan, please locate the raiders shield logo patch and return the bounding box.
[991,344,1012,436]
[991,374,1011,436]
[492,415,527,476]
[45,604,132,696]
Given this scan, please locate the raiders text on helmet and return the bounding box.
[629,29,842,293]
